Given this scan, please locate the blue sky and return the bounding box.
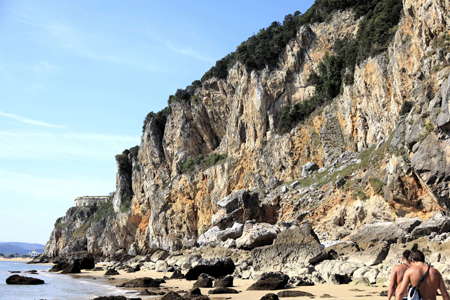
[0,0,314,244]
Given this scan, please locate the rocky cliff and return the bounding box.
[45,0,449,259]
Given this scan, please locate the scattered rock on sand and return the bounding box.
[118,277,165,288]
[185,258,235,280]
[277,290,314,297]
[6,275,45,285]
[208,287,239,294]
[260,293,279,300]
[160,291,184,300]
[248,272,289,290]
[193,273,213,288]
[170,269,184,279]
[105,268,120,276]
[213,275,233,287]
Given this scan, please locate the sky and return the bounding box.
[0,0,315,244]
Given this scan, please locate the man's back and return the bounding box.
[398,263,449,300]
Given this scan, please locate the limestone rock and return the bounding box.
[236,222,279,250]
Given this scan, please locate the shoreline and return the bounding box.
[72,267,388,300]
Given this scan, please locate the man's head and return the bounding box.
[402,250,411,263]
[409,250,425,263]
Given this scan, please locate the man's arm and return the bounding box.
[388,267,398,300]
[396,271,410,300]
[438,272,450,300]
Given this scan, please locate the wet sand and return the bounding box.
[74,268,388,299]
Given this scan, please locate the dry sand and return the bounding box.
[72,268,388,300]
[0,257,32,262]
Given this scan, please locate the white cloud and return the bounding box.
[0,111,65,128]
[166,41,214,63]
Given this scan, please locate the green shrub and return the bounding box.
[179,153,227,174]
[92,201,115,223]
[369,177,384,195]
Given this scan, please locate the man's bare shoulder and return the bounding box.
[393,264,409,272]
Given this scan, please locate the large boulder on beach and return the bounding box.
[92,297,142,300]
[278,290,315,297]
[185,257,235,280]
[160,292,184,300]
[6,275,45,285]
[105,268,120,276]
[213,275,233,287]
[208,287,239,294]
[251,223,323,274]
[61,260,81,274]
[347,242,390,266]
[260,294,279,300]
[236,222,279,250]
[118,277,165,288]
[247,272,289,290]
[193,273,213,288]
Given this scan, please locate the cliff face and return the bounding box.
[45,0,449,257]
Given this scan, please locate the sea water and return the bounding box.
[0,261,127,300]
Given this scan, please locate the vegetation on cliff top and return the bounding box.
[145,0,403,134]
[279,0,402,132]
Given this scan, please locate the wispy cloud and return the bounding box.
[0,130,138,160]
[15,15,161,72]
[0,111,65,128]
[166,41,214,63]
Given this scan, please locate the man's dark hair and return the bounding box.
[409,250,425,262]
[402,250,411,260]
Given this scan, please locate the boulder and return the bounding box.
[247,272,289,290]
[236,222,279,250]
[105,268,120,276]
[49,261,69,272]
[349,219,421,249]
[61,260,81,274]
[260,294,279,300]
[212,190,277,229]
[302,162,319,177]
[251,223,323,274]
[150,249,169,263]
[126,265,141,273]
[6,275,45,285]
[118,277,165,288]
[193,273,213,288]
[73,252,95,269]
[170,269,184,279]
[197,223,244,247]
[160,292,184,300]
[208,287,239,294]
[185,258,235,280]
[347,242,390,266]
[315,260,361,283]
[277,290,314,297]
[155,260,169,272]
[411,214,450,239]
[213,275,233,287]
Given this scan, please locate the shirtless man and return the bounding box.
[388,250,411,300]
[396,250,450,300]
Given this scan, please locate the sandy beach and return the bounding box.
[0,257,32,263]
[72,268,387,300]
